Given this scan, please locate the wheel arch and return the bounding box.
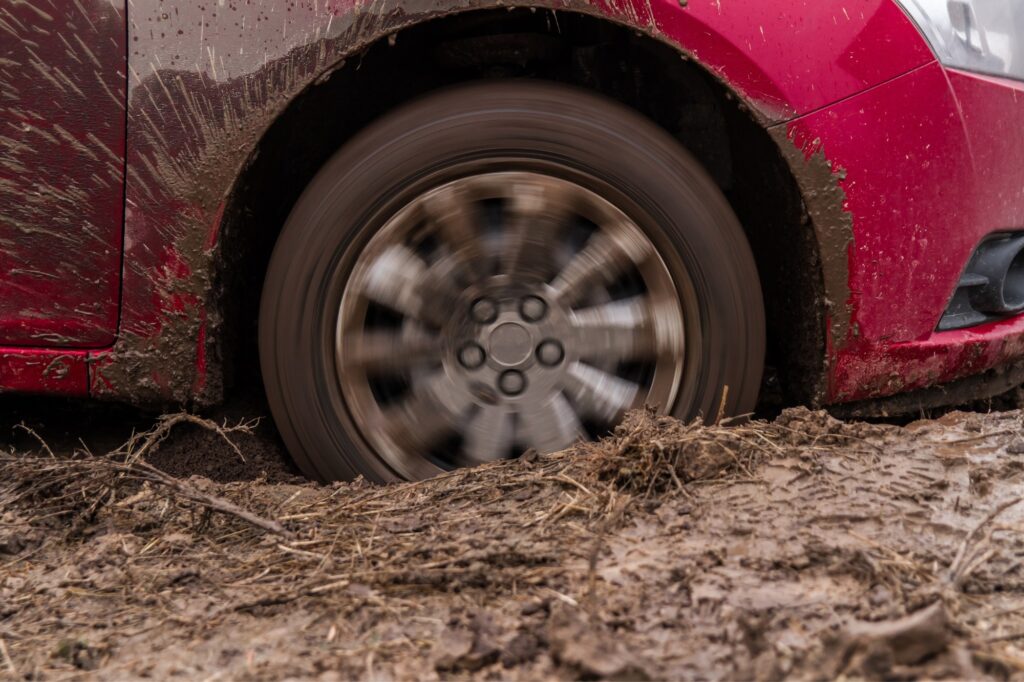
[214,8,829,407]
[98,0,853,406]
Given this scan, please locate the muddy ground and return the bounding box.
[3,396,1024,680]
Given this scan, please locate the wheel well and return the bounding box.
[217,8,826,406]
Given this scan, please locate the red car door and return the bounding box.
[0,0,125,347]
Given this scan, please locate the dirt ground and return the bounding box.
[3,396,1024,680]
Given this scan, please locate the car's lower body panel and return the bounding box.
[0,348,89,396]
[778,62,1024,404]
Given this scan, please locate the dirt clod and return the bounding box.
[827,601,949,677]
[548,608,652,679]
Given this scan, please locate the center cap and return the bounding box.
[488,322,532,366]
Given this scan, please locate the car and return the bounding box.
[2,0,1022,481]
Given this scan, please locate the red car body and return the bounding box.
[1,0,1023,411]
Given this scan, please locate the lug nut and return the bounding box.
[471,298,498,324]
[519,295,547,322]
[498,369,526,396]
[458,342,486,369]
[536,339,564,366]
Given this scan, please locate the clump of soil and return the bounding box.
[2,406,1024,679]
[142,417,301,484]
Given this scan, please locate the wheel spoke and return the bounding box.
[376,395,451,456]
[569,296,681,362]
[550,221,653,305]
[518,392,583,453]
[501,221,558,282]
[500,180,576,280]
[562,361,641,424]
[462,406,515,464]
[339,327,442,373]
[359,244,457,327]
[420,185,488,281]
[375,370,470,455]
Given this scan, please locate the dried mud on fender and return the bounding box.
[3,407,1024,679]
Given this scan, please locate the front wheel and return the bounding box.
[259,81,765,482]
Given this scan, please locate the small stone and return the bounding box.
[520,598,549,616]
[431,628,474,670]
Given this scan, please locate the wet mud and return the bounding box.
[768,126,854,367]
[2,403,1024,679]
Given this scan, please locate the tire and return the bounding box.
[259,81,765,482]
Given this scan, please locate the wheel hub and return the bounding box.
[446,285,579,410]
[487,320,533,367]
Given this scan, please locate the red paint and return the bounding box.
[784,64,1024,401]
[0,0,125,348]
[206,202,228,251]
[0,348,89,396]
[836,315,1024,400]
[641,0,934,119]
[945,70,1024,230]
[1,0,1023,410]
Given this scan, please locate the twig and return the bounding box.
[14,423,55,459]
[132,461,291,538]
[232,579,352,613]
[972,649,1024,672]
[946,428,1018,444]
[0,636,15,676]
[982,629,1024,644]
[547,473,594,497]
[125,413,256,465]
[948,497,1022,587]
[714,385,730,425]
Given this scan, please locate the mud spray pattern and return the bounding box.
[0,1,126,347]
